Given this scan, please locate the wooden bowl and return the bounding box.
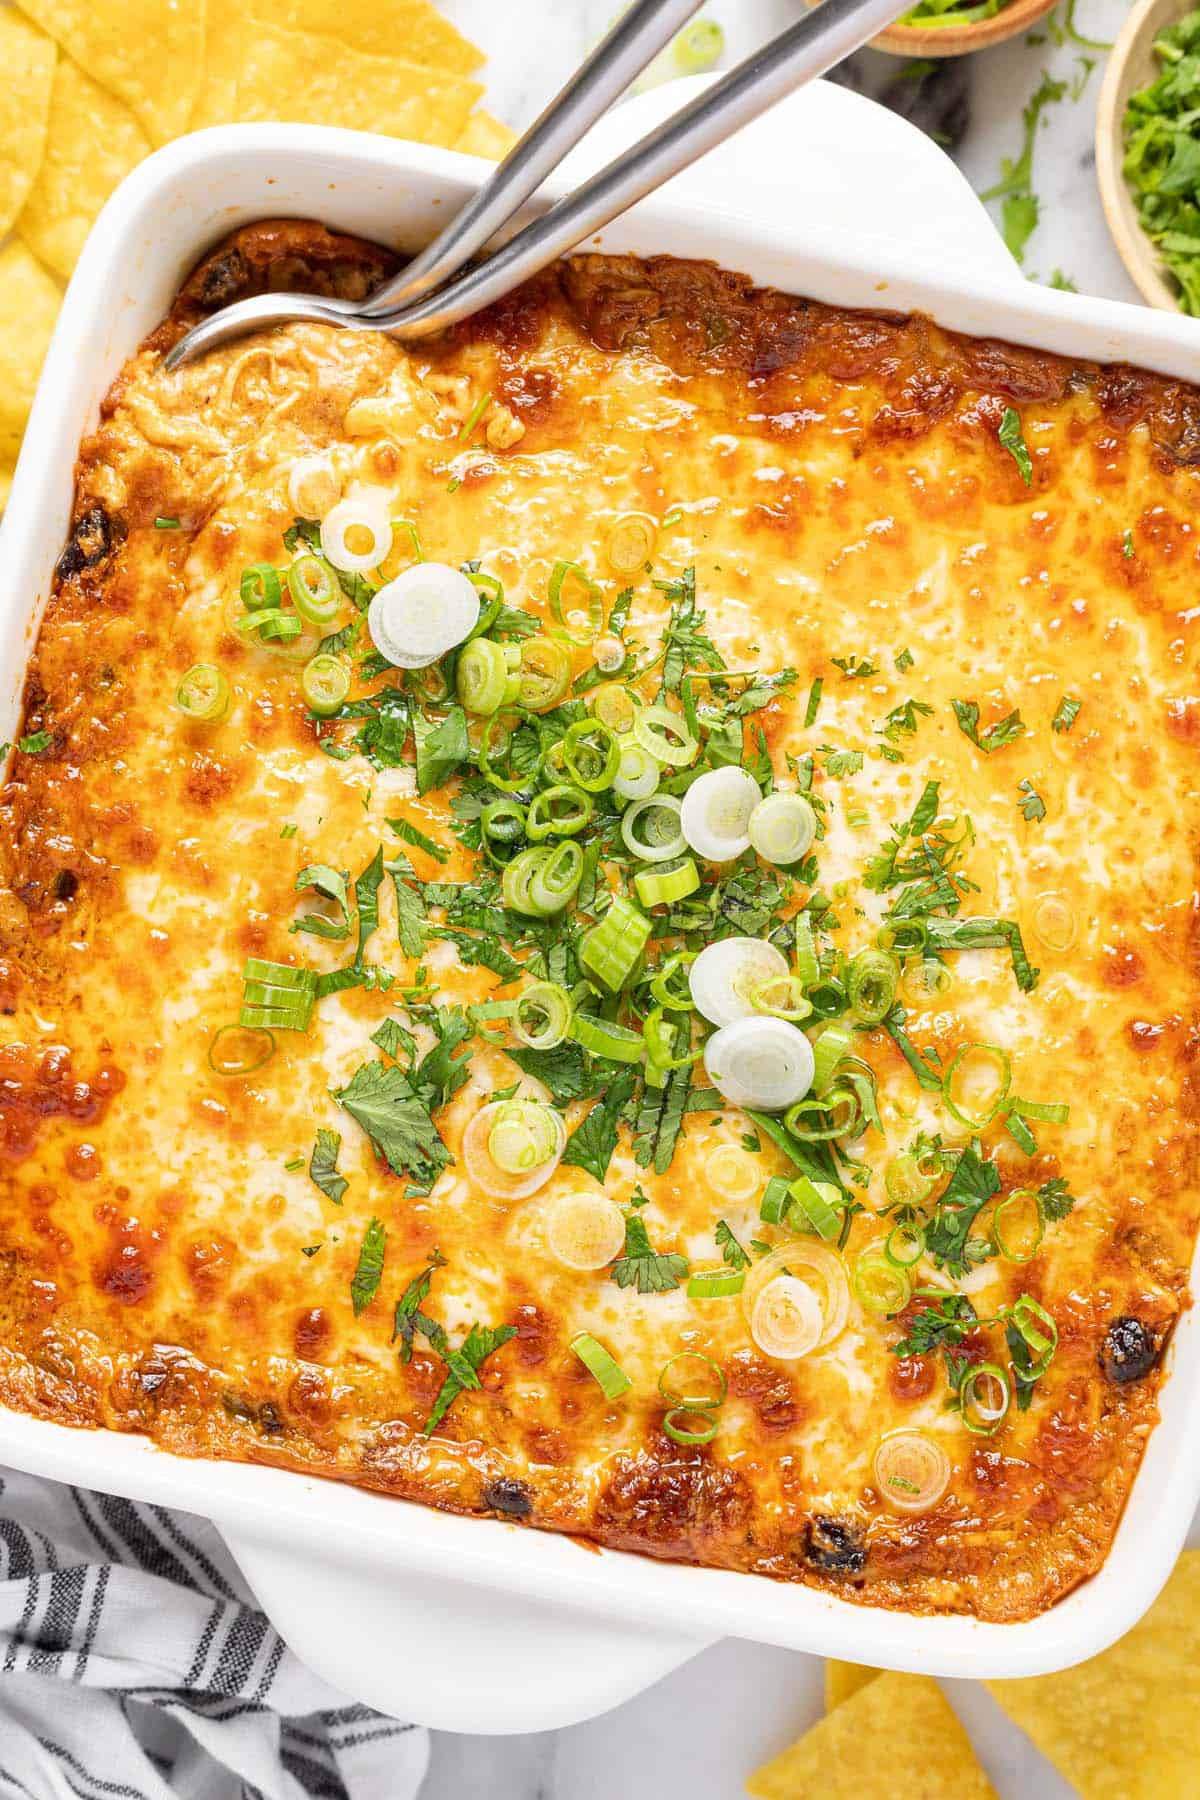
[868,0,1061,58]
[1096,0,1186,310]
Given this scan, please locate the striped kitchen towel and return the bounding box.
[0,1467,428,1800]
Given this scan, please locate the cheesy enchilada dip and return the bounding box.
[2,222,1198,1621]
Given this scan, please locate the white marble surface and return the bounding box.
[417,4,1166,1794]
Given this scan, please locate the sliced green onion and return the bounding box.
[680,765,761,862]
[751,974,812,1021]
[549,559,603,645]
[643,1005,700,1071]
[456,637,510,714]
[873,1430,951,1516]
[469,998,518,1044]
[783,1088,861,1142]
[571,1012,644,1062]
[959,1363,1011,1435]
[514,981,573,1050]
[687,1267,746,1299]
[787,1175,842,1242]
[847,948,900,1025]
[563,717,620,791]
[659,1351,726,1408]
[901,958,955,1006]
[811,1021,855,1095]
[589,683,641,736]
[992,1189,1044,1264]
[458,387,492,443]
[489,1098,561,1173]
[176,662,230,722]
[594,635,626,674]
[634,856,699,909]
[884,1152,936,1208]
[878,919,929,957]
[518,636,573,711]
[673,15,724,72]
[943,1043,1012,1129]
[759,1174,793,1225]
[748,792,816,866]
[238,607,302,644]
[155,515,181,530]
[580,894,651,991]
[649,951,696,1010]
[208,1022,274,1074]
[240,562,282,609]
[501,845,547,914]
[286,552,342,623]
[480,797,527,867]
[621,793,685,862]
[854,1251,913,1315]
[1009,1295,1058,1374]
[480,713,541,793]
[1008,1095,1070,1124]
[525,841,583,916]
[633,703,698,768]
[662,1406,719,1445]
[570,1331,632,1400]
[605,511,657,573]
[526,784,594,841]
[239,957,316,1032]
[806,975,848,1019]
[612,742,660,801]
[1006,1111,1039,1157]
[301,654,350,717]
[885,1221,926,1268]
[794,915,820,986]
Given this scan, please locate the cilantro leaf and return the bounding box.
[350,1217,386,1315]
[655,567,723,693]
[308,1127,347,1205]
[1051,694,1080,733]
[386,855,427,958]
[610,1214,688,1294]
[411,1006,473,1110]
[386,817,450,862]
[354,846,385,967]
[372,1017,415,1063]
[292,864,351,940]
[1038,1176,1077,1222]
[998,406,1033,485]
[392,1250,447,1362]
[925,1146,1001,1277]
[505,1041,592,1104]
[831,654,878,679]
[17,730,52,755]
[716,1219,750,1271]
[951,700,1026,754]
[1017,777,1046,822]
[413,706,469,795]
[334,1061,451,1192]
[424,1321,516,1435]
[632,1066,691,1174]
[562,1069,636,1182]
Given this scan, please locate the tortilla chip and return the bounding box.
[194,7,481,147]
[12,0,205,145]
[746,1671,998,1800]
[455,110,518,160]
[18,58,151,281]
[824,1660,880,1712]
[251,0,483,72]
[0,242,62,449]
[0,12,55,239]
[987,1549,1200,1798]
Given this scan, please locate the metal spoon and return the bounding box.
[167,0,910,371]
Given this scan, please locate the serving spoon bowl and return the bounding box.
[165,0,914,370]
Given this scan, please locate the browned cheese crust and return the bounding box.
[1,223,1197,1621]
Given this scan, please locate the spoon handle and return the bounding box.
[377,0,913,340]
[359,0,704,318]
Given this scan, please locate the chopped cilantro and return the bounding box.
[1051,694,1081,733]
[1017,777,1047,822]
[997,407,1034,486]
[610,1213,688,1294]
[308,1127,347,1205]
[715,1219,750,1271]
[425,1321,516,1435]
[350,1217,386,1315]
[334,1060,451,1194]
[951,699,1026,754]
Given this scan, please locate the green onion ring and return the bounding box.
[620,793,685,862]
[562,717,620,792]
[943,1042,1012,1129]
[513,981,573,1051]
[526,783,594,841]
[548,558,604,646]
[658,1351,726,1408]
[208,1023,275,1075]
[662,1406,719,1446]
[240,562,282,609]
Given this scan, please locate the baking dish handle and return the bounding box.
[555,73,1021,289]
[221,1521,711,1735]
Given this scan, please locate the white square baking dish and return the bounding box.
[4,78,1200,1736]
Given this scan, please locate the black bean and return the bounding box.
[482,1476,532,1519]
[198,250,248,309]
[56,506,113,581]
[1100,1315,1165,1385]
[803,1514,866,1574]
[52,870,78,903]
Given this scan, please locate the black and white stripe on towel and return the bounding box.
[0,1468,428,1800]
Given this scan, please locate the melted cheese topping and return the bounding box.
[2,238,1199,1621]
